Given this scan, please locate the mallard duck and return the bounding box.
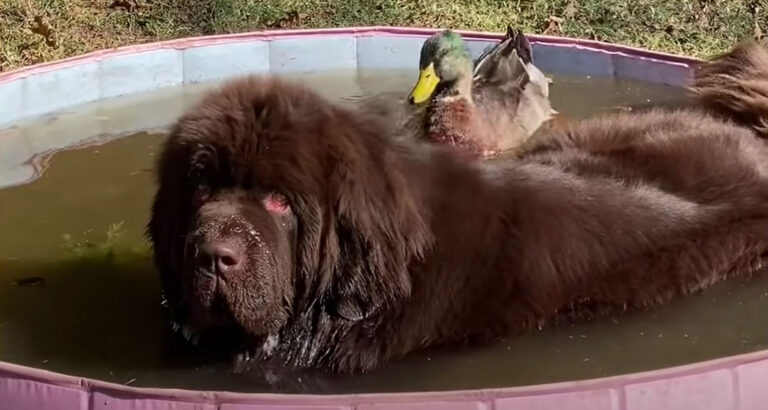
[408,27,555,157]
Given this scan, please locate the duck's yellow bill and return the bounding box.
[408,63,441,104]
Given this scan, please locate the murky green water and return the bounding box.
[0,71,765,393]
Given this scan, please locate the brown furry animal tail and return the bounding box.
[691,40,768,139]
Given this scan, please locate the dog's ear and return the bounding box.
[147,131,198,319]
[322,120,432,321]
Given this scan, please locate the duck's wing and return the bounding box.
[472,27,557,152]
[472,27,530,86]
[473,27,553,109]
[506,25,532,64]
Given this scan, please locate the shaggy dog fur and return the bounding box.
[148,41,768,373]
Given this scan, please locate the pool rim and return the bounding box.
[0,26,699,85]
[1,26,764,410]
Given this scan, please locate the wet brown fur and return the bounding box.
[149,42,768,373]
[691,40,768,138]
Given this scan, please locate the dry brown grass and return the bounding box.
[1,0,765,72]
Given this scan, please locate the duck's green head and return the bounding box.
[408,30,473,104]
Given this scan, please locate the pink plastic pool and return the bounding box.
[0,27,766,410]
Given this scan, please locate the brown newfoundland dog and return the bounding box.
[149,42,768,373]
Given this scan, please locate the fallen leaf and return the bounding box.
[267,11,307,29]
[30,15,56,47]
[109,0,142,12]
[543,16,563,36]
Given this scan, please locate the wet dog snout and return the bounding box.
[196,238,244,277]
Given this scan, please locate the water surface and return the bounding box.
[0,71,765,393]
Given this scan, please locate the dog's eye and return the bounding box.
[189,164,207,184]
[262,192,291,214]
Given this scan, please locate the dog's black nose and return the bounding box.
[197,239,244,277]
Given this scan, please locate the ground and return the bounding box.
[1,0,766,71]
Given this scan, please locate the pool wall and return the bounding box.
[0,26,696,189]
[1,27,766,410]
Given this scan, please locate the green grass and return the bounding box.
[62,221,150,262]
[1,0,766,71]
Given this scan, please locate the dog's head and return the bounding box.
[148,77,432,348]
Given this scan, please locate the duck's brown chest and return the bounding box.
[426,98,482,155]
